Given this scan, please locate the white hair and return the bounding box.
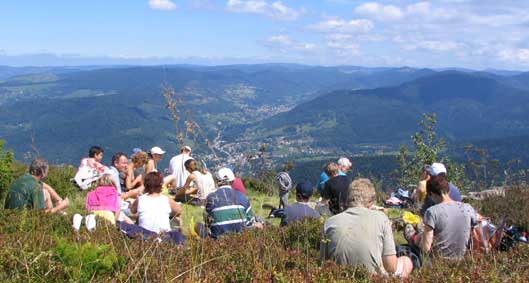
[337,157,352,168]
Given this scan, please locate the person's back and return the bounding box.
[5,173,46,210]
[281,202,320,226]
[206,186,253,239]
[322,207,396,273]
[420,182,461,216]
[169,146,193,188]
[192,170,216,200]
[424,201,476,259]
[137,194,171,233]
[322,175,350,214]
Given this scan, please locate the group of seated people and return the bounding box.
[4,145,484,278]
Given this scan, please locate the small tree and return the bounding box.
[0,140,15,206]
[395,113,469,191]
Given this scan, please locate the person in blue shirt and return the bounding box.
[280,181,320,226]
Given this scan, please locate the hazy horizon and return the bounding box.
[2,1,529,70]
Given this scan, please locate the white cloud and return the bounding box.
[264,35,317,53]
[355,2,404,21]
[406,2,430,16]
[404,41,461,52]
[498,48,529,63]
[312,18,374,33]
[327,41,360,56]
[149,0,177,10]
[226,0,303,21]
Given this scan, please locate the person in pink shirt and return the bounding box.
[85,173,121,225]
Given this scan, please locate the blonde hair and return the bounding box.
[132,151,148,166]
[96,173,116,188]
[347,178,376,208]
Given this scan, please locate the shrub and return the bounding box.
[478,185,529,230]
[0,139,15,206]
[53,239,123,282]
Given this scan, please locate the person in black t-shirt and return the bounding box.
[321,162,351,214]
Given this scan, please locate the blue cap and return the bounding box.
[295,182,313,198]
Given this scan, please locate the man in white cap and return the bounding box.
[168,145,193,188]
[205,167,263,239]
[419,162,462,216]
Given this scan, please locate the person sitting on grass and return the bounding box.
[74,145,108,190]
[5,158,69,214]
[146,146,165,173]
[419,162,462,216]
[405,174,479,260]
[124,151,148,198]
[130,171,182,233]
[174,159,216,205]
[280,181,320,226]
[85,173,121,225]
[205,167,263,239]
[320,178,413,278]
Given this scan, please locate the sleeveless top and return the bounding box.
[192,170,216,200]
[137,194,171,233]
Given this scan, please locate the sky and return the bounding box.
[1,0,529,70]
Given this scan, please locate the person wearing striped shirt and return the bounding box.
[205,167,263,239]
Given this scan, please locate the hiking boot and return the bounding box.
[72,214,83,231]
[85,214,97,231]
[404,224,416,242]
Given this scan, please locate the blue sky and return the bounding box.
[1,0,529,69]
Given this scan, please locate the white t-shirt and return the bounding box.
[168,153,193,188]
[137,194,171,233]
[192,170,216,199]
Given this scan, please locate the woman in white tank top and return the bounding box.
[174,159,216,202]
[131,171,182,233]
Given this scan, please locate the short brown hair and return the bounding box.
[347,178,376,208]
[426,175,449,196]
[144,171,164,194]
[29,158,49,177]
[323,162,339,177]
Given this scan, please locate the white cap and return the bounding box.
[216,167,235,182]
[428,162,447,176]
[181,145,192,152]
[150,146,166,155]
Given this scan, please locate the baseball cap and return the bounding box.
[295,182,313,198]
[181,145,192,152]
[216,167,235,182]
[150,146,166,155]
[428,162,447,176]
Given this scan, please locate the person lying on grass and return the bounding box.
[5,158,69,214]
[320,178,413,278]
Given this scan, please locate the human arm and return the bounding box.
[130,198,139,214]
[174,174,197,197]
[126,164,141,189]
[168,198,182,218]
[42,182,63,203]
[145,160,155,174]
[420,225,434,252]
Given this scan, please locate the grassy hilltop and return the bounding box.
[1,161,529,282]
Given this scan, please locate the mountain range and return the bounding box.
[1,64,529,173]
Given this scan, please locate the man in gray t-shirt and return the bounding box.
[407,174,478,260]
[424,202,477,258]
[321,178,413,277]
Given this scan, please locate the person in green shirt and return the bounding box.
[5,158,69,213]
